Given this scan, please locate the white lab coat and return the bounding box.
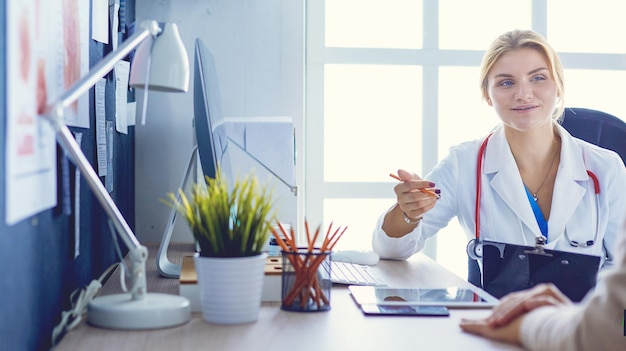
[373,123,626,270]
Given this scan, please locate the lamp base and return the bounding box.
[87,293,191,330]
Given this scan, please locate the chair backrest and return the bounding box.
[467,107,626,288]
[560,107,626,164]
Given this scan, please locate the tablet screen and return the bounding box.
[349,285,499,309]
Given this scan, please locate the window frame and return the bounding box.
[304,0,626,270]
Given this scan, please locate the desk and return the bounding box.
[55,243,522,351]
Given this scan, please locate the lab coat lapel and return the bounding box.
[481,129,540,237]
[547,125,587,243]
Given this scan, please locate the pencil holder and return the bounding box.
[281,248,332,312]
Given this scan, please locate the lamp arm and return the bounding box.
[48,116,142,252]
[46,99,148,301]
[41,20,164,301]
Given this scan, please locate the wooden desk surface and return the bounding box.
[55,243,522,351]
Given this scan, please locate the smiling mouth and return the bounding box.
[512,105,537,111]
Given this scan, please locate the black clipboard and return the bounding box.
[481,240,600,302]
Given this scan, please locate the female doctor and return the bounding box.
[372,29,626,281]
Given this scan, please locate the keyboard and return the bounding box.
[325,260,387,286]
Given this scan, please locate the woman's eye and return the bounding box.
[532,75,546,82]
[499,80,514,87]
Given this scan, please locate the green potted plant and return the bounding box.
[164,168,276,324]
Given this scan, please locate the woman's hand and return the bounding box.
[486,283,571,327]
[459,283,571,345]
[382,169,440,238]
[393,169,439,221]
[459,314,524,345]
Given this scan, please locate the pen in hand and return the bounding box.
[389,173,441,199]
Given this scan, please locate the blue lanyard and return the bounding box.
[524,186,548,240]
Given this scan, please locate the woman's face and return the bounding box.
[485,48,558,132]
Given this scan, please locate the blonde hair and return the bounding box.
[479,29,565,119]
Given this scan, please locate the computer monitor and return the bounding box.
[193,38,296,201]
[193,38,233,181]
[157,38,298,278]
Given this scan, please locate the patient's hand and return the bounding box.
[459,314,524,345]
[486,283,571,327]
[459,283,571,346]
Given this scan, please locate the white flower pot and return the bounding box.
[194,253,267,324]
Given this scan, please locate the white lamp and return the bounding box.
[43,20,191,330]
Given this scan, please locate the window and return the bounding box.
[306,0,626,278]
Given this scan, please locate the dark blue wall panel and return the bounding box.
[0,3,135,350]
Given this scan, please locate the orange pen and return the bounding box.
[389,173,440,199]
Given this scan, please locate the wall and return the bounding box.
[0,3,135,351]
[134,0,305,244]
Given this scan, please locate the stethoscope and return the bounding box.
[466,133,601,260]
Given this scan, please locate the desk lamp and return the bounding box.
[43,20,191,329]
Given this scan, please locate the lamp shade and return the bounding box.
[129,23,189,92]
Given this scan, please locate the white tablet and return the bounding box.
[349,285,499,309]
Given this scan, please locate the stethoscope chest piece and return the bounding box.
[466,238,483,260]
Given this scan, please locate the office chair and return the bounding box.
[467,107,626,288]
[560,107,626,164]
